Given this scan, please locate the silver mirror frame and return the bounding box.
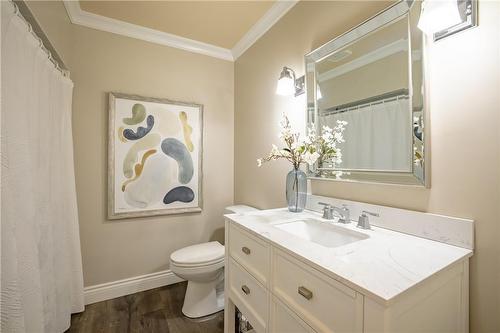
[305,0,430,187]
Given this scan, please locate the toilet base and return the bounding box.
[182,278,224,318]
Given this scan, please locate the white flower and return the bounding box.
[334,131,345,143]
[307,124,316,136]
[303,136,311,145]
[334,120,347,133]
[257,158,263,167]
[327,141,337,149]
[322,132,333,142]
[303,151,320,166]
[279,128,292,140]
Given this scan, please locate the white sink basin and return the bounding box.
[274,218,369,248]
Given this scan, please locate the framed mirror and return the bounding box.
[305,1,428,187]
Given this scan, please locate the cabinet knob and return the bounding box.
[298,286,313,300]
[241,285,250,295]
[241,246,251,255]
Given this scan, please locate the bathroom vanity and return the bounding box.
[223,196,473,333]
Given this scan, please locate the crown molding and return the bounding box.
[63,0,298,62]
[63,1,234,61]
[231,0,299,60]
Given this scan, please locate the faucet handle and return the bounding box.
[318,202,333,219]
[362,210,379,217]
[357,210,379,230]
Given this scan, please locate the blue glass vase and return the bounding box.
[286,168,307,212]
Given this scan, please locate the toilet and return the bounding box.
[170,205,258,318]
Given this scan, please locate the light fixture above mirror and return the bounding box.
[417,0,477,41]
[276,66,305,97]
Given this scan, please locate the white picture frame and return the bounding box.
[108,92,203,219]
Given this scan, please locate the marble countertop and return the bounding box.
[225,208,472,306]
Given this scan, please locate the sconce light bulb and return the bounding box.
[276,67,295,96]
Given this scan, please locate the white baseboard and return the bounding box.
[84,269,184,305]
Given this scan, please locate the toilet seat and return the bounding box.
[170,241,224,267]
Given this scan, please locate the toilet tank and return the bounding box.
[225,205,259,215]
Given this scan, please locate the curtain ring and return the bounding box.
[13,1,20,15]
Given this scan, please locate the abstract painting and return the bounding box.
[108,93,202,219]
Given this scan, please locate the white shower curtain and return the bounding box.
[325,97,412,171]
[1,2,84,332]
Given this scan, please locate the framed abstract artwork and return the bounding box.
[108,92,203,219]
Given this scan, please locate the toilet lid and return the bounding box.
[170,241,224,266]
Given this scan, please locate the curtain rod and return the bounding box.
[10,0,69,77]
[321,88,410,116]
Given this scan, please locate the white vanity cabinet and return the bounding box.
[224,219,470,333]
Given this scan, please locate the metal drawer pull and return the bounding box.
[241,246,251,255]
[298,286,313,300]
[241,285,250,295]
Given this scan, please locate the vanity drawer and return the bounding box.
[272,249,364,333]
[229,223,270,285]
[228,258,268,333]
[270,296,316,333]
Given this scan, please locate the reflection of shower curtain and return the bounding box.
[325,98,412,171]
[1,2,84,332]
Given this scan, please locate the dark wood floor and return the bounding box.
[66,282,224,333]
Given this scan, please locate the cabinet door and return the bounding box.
[270,296,316,333]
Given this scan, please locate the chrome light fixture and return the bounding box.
[276,66,305,96]
[417,0,477,41]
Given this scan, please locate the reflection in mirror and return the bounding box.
[306,1,427,186]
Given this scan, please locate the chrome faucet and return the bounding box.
[332,205,351,224]
[357,210,379,230]
[318,202,351,223]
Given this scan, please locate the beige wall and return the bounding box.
[25,1,74,68]
[319,52,408,109]
[24,1,500,331]
[27,1,234,287]
[235,1,500,333]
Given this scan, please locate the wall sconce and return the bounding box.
[276,66,305,97]
[417,0,477,41]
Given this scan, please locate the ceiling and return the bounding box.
[79,1,275,49]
